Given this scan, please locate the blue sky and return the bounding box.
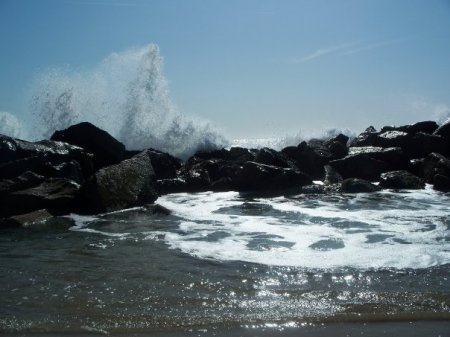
[1,0,450,139]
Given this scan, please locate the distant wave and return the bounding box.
[29,43,228,159]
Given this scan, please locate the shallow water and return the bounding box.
[1,187,449,335]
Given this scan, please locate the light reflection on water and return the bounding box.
[0,189,449,333]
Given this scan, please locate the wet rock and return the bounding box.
[50,122,126,170]
[347,146,410,171]
[254,147,291,168]
[434,119,450,140]
[1,209,54,228]
[0,171,45,195]
[420,153,450,183]
[376,131,410,148]
[79,150,157,214]
[379,170,425,190]
[234,161,311,193]
[433,174,450,192]
[402,132,449,159]
[146,149,182,180]
[329,154,389,181]
[0,135,94,179]
[349,126,378,147]
[1,178,80,217]
[340,178,381,193]
[157,178,188,195]
[405,121,439,135]
[324,165,343,185]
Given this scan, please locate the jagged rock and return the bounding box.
[349,126,378,147]
[1,178,80,217]
[433,174,450,192]
[329,154,389,181]
[420,153,450,183]
[0,171,45,195]
[254,147,291,168]
[340,178,381,193]
[145,149,182,180]
[405,121,439,134]
[157,178,188,195]
[51,122,126,170]
[380,121,439,135]
[0,135,93,179]
[324,165,343,185]
[376,131,410,148]
[347,146,410,171]
[0,209,54,228]
[78,150,157,214]
[281,141,331,179]
[434,119,450,140]
[379,170,425,189]
[234,161,311,193]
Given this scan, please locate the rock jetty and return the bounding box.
[1,119,450,227]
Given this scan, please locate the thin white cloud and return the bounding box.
[291,37,411,64]
[290,42,356,64]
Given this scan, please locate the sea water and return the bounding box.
[1,186,449,336]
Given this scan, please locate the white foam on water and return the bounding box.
[157,190,450,270]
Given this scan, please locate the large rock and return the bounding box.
[1,178,80,217]
[379,170,425,189]
[349,126,378,147]
[434,119,450,140]
[340,178,381,193]
[78,150,158,214]
[234,161,311,193]
[0,135,93,179]
[51,122,126,170]
[329,154,389,181]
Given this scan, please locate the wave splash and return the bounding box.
[29,44,228,159]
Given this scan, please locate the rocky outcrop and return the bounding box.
[379,170,425,190]
[1,178,80,217]
[233,161,312,193]
[340,178,381,193]
[78,150,158,214]
[51,122,126,170]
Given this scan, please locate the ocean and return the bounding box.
[1,186,449,336]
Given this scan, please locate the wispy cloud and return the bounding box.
[291,37,410,64]
[290,42,356,64]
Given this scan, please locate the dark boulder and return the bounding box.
[420,153,450,183]
[0,171,45,195]
[340,178,381,193]
[324,165,343,185]
[349,126,378,147]
[376,131,410,148]
[0,135,93,178]
[329,154,389,181]
[433,174,450,192]
[51,122,126,170]
[254,147,291,168]
[281,141,332,179]
[379,170,425,190]
[78,150,157,214]
[157,178,188,195]
[402,132,449,159]
[380,121,438,135]
[434,119,450,140]
[146,149,182,180]
[1,178,80,217]
[234,161,311,193]
[347,146,410,171]
[0,209,54,228]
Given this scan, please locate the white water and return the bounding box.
[155,187,450,269]
[28,44,227,159]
